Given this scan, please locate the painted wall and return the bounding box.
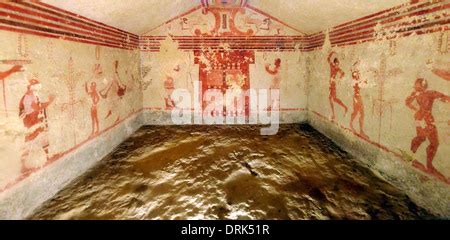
[307,1,450,215]
[0,0,448,218]
[140,4,308,124]
[0,1,142,219]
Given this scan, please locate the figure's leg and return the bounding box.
[269,87,279,111]
[20,147,30,174]
[334,97,348,115]
[329,94,336,121]
[90,107,95,135]
[93,107,99,134]
[426,126,439,171]
[350,98,358,131]
[165,90,174,109]
[94,114,99,133]
[90,116,95,135]
[411,127,426,153]
[358,100,368,138]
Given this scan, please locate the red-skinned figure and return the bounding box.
[327,52,348,121]
[350,60,369,139]
[85,64,105,136]
[405,78,450,182]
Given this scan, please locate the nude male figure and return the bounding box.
[327,52,348,121]
[405,78,450,182]
[350,60,368,139]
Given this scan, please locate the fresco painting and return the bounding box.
[307,1,449,184]
[0,0,141,191]
[0,0,448,220]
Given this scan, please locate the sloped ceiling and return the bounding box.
[41,0,200,35]
[42,0,410,35]
[248,0,410,34]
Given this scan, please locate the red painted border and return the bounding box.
[304,0,449,51]
[311,111,449,185]
[0,108,145,193]
[0,1,139,50]
[139,0,448,52]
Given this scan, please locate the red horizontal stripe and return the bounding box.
[332,0,440,32]
[0,24,135,50]
[0,10,135,48]
[0,18,136,49]
[329,2,445,39]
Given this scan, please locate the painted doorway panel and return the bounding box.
[194,50,255,119]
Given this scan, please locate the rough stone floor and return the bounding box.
[30,124,434,220]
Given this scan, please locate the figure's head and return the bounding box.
[414,78,428,91]
[334,57,340,66]
[28,79,41,92]
[90,82,97,90]
[275,58,281,67]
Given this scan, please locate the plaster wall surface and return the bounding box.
[307,29,450,216]
[0,0,448,219]
[0,1,143,218]
[140,7,308,125]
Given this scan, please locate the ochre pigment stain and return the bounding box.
[30,125,433,220]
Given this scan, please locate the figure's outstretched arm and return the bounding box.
[265,65,277,75]
[432,68,450,81]
[327,52,335,64]
[42,95,55,109]
[430,90,450,103]
[0,65,22,80]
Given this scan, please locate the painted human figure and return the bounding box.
[327,52,348,121]
[85,64,104,136]
[405,78,450,182]
[350,60,369,139]
[265,58,281,110]
[19,79,55,174]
